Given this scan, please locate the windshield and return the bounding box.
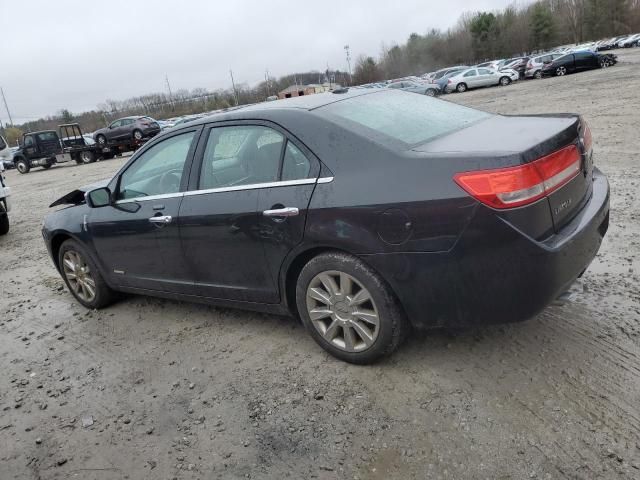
[318,90,491,148]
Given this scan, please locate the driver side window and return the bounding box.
[117,131,195,200]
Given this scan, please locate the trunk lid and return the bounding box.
[415,114,592,234]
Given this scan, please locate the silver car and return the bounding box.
[525,53,564,79]
[445,68,517,93]
[387,80,440,96]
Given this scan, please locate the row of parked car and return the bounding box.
[357,37,625,97]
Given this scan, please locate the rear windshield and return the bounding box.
[36,132,58,142]
[318,90,491,147]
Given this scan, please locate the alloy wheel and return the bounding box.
[134,130,143,140]
[16,162,28,173]
[556,67,566,76]
[62,250,97,303]
[305,271,380,353]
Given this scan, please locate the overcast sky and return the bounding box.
[1,0,520,123]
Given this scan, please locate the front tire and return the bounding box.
[499,76,511,86]
[556,66,567,76]
[133,129,143,141]
[58,239,115,309]
[0,202,9,235]
[96,135,107,146]
[295,252,407,364]
[15,158,30,174]
[425,88,436,97]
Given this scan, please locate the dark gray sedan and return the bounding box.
[43,90,609,364]
[93,116,161,146]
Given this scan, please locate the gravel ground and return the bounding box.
[1,48,639,480]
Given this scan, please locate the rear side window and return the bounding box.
[282,142,311,181]
[199,126,285,189]
[36,132,58,142]
[319,90,492,147]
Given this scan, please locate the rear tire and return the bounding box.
[295,252,408,364]
[80,150,95,164]
[534,70,542,79]
[41,161,52,170]
[15,158,30,174]
[58,239,115,309]
[456,82,467,93]
[0,202,9,236]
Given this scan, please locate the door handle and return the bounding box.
[149,215,172,224]
[263,207,299,218]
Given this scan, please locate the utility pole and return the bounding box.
[1,87,14,126]
[264,69,271,97]
[165,75,174,111]
[344,45,352,85]
[229,70,239,106]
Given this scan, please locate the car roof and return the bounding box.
[28,130,57,135]
[178,89,377,127]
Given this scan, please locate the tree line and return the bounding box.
[353,0,640,84]
[2,0,638,146]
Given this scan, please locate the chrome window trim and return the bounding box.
[114,177,334,203]
[115,192,184,205]
[184,177,333,197]
[317,176,334,184]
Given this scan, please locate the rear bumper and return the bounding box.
[362,169,610,329]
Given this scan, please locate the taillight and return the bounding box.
[454,144,581,209]
[582,122,592,153]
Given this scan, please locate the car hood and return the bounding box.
[49,178,110,207]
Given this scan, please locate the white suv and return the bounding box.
[525,53,564,79]
[0,146,11,235]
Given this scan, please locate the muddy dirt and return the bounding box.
[1,48,639,479]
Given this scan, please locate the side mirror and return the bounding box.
[86,187,112,208]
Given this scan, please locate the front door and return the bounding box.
[107,120,123,141]
[89,129,199,291]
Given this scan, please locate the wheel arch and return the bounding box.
[281,245,408,324]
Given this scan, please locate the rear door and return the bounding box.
[179,121,319,303]
[257,137,320,295]
[179,122,285,302]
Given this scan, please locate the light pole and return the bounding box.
[344,45,352,85]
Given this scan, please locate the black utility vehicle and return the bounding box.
[542,51,617,77]
[13,124,107,174]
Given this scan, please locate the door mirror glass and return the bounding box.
[86,187,111,208]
